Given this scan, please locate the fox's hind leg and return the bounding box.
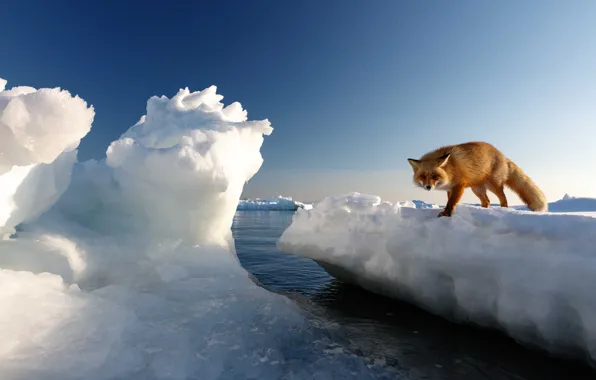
[471,186,490,208]
[488,182,508,208]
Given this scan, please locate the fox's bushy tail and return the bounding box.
[505,160,548,212]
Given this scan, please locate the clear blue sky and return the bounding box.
[1,0,595,204]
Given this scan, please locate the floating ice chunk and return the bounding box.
[278,192,596,365]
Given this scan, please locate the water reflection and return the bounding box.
[296,280,593,379]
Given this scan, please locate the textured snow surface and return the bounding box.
[278,192,596,364]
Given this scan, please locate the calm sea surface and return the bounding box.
[232,210,595,380]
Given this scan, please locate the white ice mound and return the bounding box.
[0,78,94,174]
[278,192,596,364]
[0,78,94,236]
[237,196,312,211]
[103,85,272,246]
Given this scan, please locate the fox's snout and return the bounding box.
[418,181,435,191]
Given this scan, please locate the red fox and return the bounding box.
[407,141,548,217]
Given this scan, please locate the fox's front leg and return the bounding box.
[438,186,465,217]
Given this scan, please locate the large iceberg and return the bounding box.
[237,196,312,211]
[278,192,596,365]
[0,79,392,379]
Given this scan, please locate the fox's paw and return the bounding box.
[437,210,452,218]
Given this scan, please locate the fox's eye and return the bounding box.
[432,174,440,180]
[420,174,427,180]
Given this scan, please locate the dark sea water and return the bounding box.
[232,210,595,380]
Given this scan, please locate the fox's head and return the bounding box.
[407,154,451,191]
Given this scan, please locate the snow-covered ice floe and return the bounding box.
[278,192,596,365]
[237,196,312,211]
[0,79,391,379]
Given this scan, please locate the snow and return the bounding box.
[278,192,596,365]
[0,79,389,379]
[0,81,94,236]
[238,196,312,211]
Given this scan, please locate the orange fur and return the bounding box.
[407,141,547,217]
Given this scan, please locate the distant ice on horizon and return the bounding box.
[237,196,312,211]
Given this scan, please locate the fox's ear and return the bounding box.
[437,153,450,168]
[407,158,420,170]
